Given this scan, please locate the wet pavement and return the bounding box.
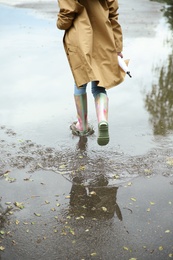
[0,0,173,259]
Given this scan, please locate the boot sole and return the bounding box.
[97,122,109,146]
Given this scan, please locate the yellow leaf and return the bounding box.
[150,202,155,205]
[0,246,5,251]
[144,169,152,174]
[90,191,96,195]
[15,220,20,225]
[14,202,24,209]
[59,164,66,169]
[123,246,129,251]
[34,213,41,217]
[70,229,75,235]
[159,246,163,251]
[101,207,108,212]
[147,208,151,212]
[90,252,97,256]
[166,158,173,166]
[131,197,137,202]
[79,165,85,171]
[165,230,170,233]
[113,174,120,179]
[5,202,11,205]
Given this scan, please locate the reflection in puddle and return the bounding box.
[145,52,173,135]
[144,4,173,136]
[69,175,122,220]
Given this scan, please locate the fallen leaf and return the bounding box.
[70,229,75,235]
[123,246,129,251]
[34,213,41,217]
[79,165,85,171]
[131,197,137,202]
[165,230,170,233]
[90,252,97,256]
[0,246,5,251]
[113,174,120,179]
[166,158,173,166]
[101,207,108,212]
[90,191,96,195]
[5,176,16,183]
[59,164,66,169]
[14,202,24,209]
[15,220,20,225]
[144,169,152,174]
[159,246,163,251]
[5,202,11,205]
[150,202,155,205]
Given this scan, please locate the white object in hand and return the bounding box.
[118,56,132,78]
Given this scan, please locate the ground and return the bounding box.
[0,0,173,259]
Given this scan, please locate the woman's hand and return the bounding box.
[117,52,123,58]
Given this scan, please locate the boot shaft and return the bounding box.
[95,93,108,123]
[74,93,88,131]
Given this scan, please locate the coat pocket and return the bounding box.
[67,45,82,69]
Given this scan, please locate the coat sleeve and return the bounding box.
[107,0,123,52]
[57,0,80,30]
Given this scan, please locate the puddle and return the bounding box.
[0,1,173,259]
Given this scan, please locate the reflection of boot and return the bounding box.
[77,136,88,151]
[95,93,109,145]
[70,94,94,136]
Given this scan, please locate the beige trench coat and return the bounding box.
[57,0,126,89]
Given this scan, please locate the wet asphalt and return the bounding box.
[0,0,173,259]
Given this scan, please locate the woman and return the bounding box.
[57,0,125,146]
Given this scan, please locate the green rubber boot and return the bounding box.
[95,93,109,146]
